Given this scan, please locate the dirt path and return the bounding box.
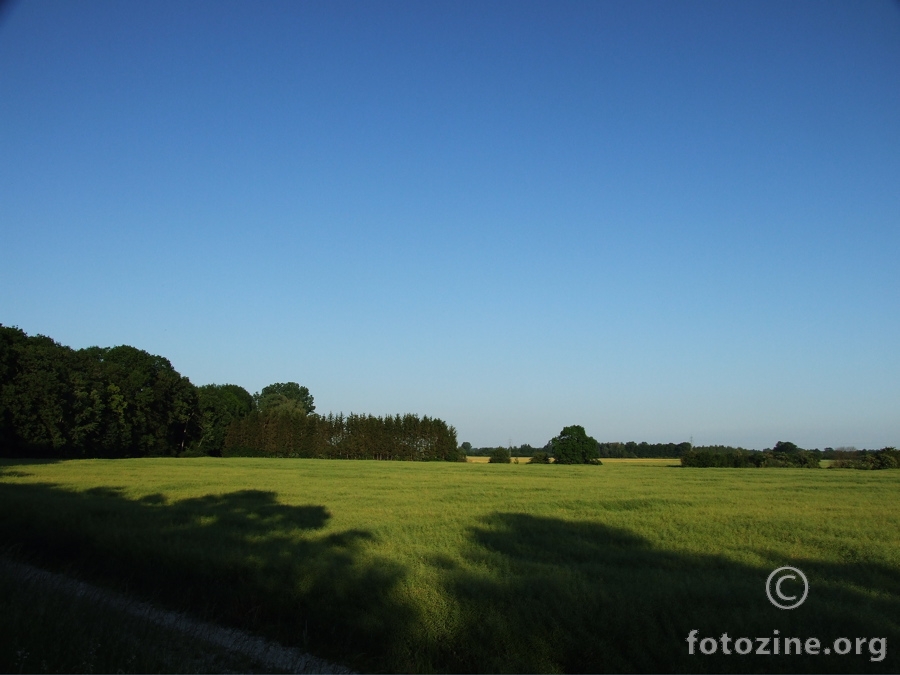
[0,556,352,673]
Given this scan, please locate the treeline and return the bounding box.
[465,443,541,457]
[225,411,461,461]
[0,326,198,458]
[466,441,719,459]
[597,441,693,458]
[0,325,457,460]
[681,445,821,468]
[681,441,900,469]
[830,448,899,470]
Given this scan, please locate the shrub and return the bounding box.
[488,447,511,463]
[528,451,551,464]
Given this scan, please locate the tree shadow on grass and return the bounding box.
[0,479,414,672]
[434,512,899,673]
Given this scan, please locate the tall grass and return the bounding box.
[1,458,897,672]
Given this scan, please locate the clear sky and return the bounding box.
[1,0,898,450]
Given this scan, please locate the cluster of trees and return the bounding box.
[597,441,692,458]
[830,447,899,470]
[465,438,763,462]
[464,442,541,458]
[466,436,700,463]
[679,441,899,469]
[224,411,460,461]
[1,326,199,458]
[0,326,458,461]
[464,434,885,469]
[478,426,603,465]
[681,441,821,468]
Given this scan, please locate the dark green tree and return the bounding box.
[488,447,511,463]
[88,345,200,456]
[773,440,801,454]
[0,327,74,456]
[194,384,254,456]
[548,425,601,465]
[255,382,315,415]
[0,326,201,458]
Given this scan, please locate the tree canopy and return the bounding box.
[0,326,199,457]
[548,425,601,465]
[255,382,315,415]
[0,325,458,462]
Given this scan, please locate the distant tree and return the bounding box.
[830,447,899,470]
[548,425,601,465]
[772,440,801,454]
[255,382,315,414]
[488,447,511,463]
[460,441,472,454]
[528,451,551,464]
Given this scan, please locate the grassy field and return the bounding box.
[1,458,897,673]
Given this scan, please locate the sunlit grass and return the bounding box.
[1,458,898,672]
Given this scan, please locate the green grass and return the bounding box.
[0,556,276,674]
[1,458,898,673]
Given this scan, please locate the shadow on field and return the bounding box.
[0,476,414,671]
[428,512,899,673]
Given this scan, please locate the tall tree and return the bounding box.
[195,384,254,456]
[548,425,601,465]
[81,345,200,456]
[0,327,74,456]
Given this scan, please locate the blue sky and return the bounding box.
[1,0,898,449]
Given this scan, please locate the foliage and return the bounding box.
[194,384,254,456]
[830,447,900,470]
[597,441,692,458]
[488,447,511,463]
[469,443,539,457]
[224,410,459,461]
[254,382,315,414]
[548,425,602,465]
[681,442,821,468]
[0,326,459,463]
[0,325,200,458]
[528,451,551,464]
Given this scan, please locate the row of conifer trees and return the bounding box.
[224,410,461,461]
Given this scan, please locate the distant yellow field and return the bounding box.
[465,456,532,463]
[600,457,680,466]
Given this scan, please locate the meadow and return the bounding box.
[1,457,897,673]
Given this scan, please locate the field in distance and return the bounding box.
[466,456,680,465]
[1,458,897,673]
